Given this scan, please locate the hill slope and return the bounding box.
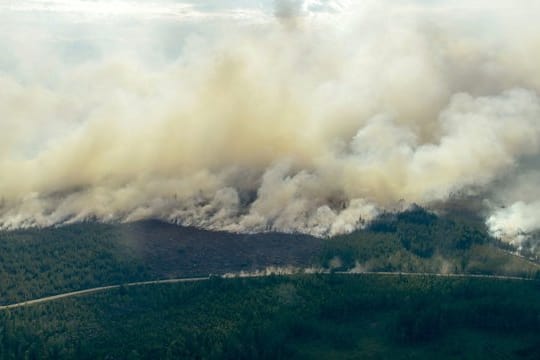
[0,221,322,304]
[0,208,538,305]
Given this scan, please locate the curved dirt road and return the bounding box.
[0,272,534,311]
[0,277,209,311]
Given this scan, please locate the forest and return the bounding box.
[0,208,539,358]
[320,207,540,277]
[0,207,539,305]
[0,274,539,359]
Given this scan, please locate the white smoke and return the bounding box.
[487,201,540,248]
[1,1,540,241]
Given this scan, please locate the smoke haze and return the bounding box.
[1,0,540,242]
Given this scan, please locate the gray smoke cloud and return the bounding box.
[1,0,540,241]
[274,0,306,19]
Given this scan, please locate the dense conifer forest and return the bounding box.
[1,275,539,359]
[0,208,539,358]
[0,207,537,305]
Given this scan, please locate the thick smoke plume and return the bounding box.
[1,0,540,241]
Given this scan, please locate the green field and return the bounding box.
[1,274,540,359]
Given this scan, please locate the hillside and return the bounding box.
[0,221,322,305]
[0,209,540,358]
[0,208,539,305]
[320,207,540,277]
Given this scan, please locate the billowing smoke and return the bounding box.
[1,0,540,241]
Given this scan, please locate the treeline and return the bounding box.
[0,223,155,305]
[0,274,539,359]
[0,221,321,305]
[0,208,538,305]
[320,207,540,278]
